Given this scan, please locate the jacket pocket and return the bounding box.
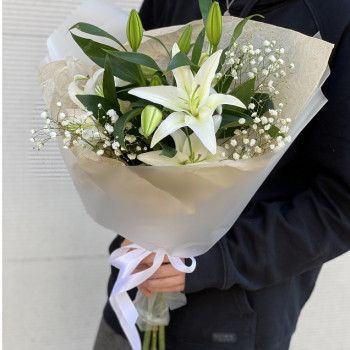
[166,286,257,350]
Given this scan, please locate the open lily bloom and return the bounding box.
[68,68,104,109]
[138,118,227,166]
[129,44,246,155]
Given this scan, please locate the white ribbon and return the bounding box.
[109,244,196,350]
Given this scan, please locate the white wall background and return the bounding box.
[3,1,350,349]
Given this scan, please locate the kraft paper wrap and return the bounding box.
[40,15,333,257]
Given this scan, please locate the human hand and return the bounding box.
[121,239,185,298]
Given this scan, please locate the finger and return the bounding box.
[121,238,133,247]
[138,285,152,298]
[132,264,151,274]
[139,253,156,266]
[144,282,185,293]
[139,254,174,266]
[148,264,183,279]
[141,275,185,293]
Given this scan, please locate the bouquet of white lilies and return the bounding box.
[33,0,333,349]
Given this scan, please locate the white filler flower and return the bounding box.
[129,44,245,154]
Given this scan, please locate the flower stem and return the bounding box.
[142,330,152,350]
[158,325,166,350]
[151,327,158,350]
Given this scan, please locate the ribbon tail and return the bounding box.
[109,292,141,350]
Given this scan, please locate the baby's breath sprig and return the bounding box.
[215,37,295,161]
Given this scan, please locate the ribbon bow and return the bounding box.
[109,244,196,350]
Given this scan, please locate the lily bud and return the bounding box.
[149,74,163,86]
[205,2,222,49]
[177,25,193,54]
[127,9,143,52]
[141,105,163,137]
[141,65,157,78]
[198,53,210,67]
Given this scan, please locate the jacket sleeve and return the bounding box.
[185,24,350,294]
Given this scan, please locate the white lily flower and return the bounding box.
[68,68,104,109]
[138,115,227,166]
[129,44,246,154]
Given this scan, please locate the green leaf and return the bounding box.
[69,22,127,51]
[103,55,118,104]
[252,93,274,116]
[71,33,118,67]
[76,95,120,125]
[198,0,213,25]
[144,35,171,58]
[215,74,233,94]
[191,27,206,65]
[230,78,256,107]
[165,51,196,73]
[105,50,161,71]
[160,142,177,158]
[108,55,146,85]
[266,124,284,138]
[113,108,143,149]
[130,100,151,109]
[220,110,253,129]
[228,15,264,48]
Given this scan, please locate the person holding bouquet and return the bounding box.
[88,0,350,349]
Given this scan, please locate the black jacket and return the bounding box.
[103,1,350,349]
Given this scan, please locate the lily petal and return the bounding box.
[183,132,209,159]
[185,114,217,154]
[138,150,188,166]
[213,114,222,133]
[170,129,187,153]
[173,64,194,96]
[171,44,194,95]
[151,112,186,148]
[205,145,228,162]
[129,86,187,112]
[200,93,246,117]
[194,50,222,103]
[84,68,104,94]
[68,80,85,109]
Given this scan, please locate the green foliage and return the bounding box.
[230,78,256,107]
[114,108,143,149]
[266,125,284,138]
[103,55,118,104]
[70,33,118,67]
[219,110,253,129]
[105,50,161,72]
[160,142,177,158]
[166,52,196,73]
[69,22,127,51]
[228,14,264,49]
[108,55,146,86]
[252,93,274,116]
[76,95,120,125]
[198,0,213,25]
[191,28,206,66]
